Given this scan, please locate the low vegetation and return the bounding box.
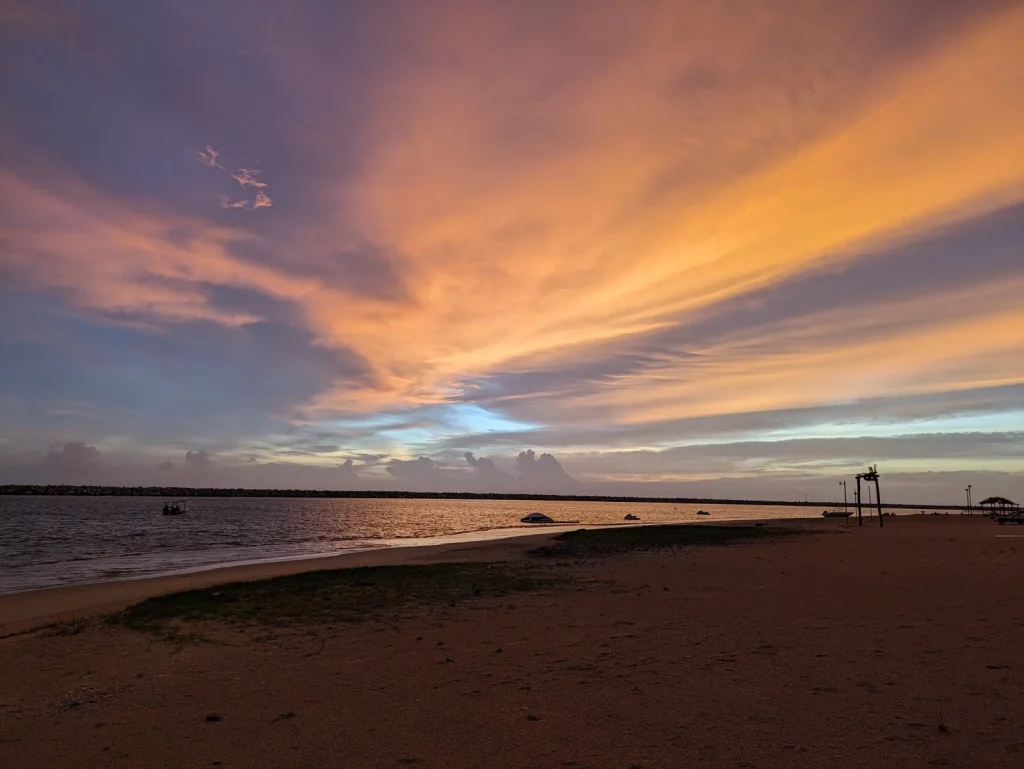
[109,524,804,635]
[110,562,548,632]
[530,523,804,558]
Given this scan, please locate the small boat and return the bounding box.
[624,514,640,521]
[696,510,710,516]
[822,510,851,518]
[521,512,555,524]
[162,500,189,516]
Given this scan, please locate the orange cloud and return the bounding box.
[570,280,1024,431]
[2,0,1022,432]
[193,145,223,169]
[300,2,1024,415]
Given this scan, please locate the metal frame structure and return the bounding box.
[855,465,883,527]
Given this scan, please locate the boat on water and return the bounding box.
[822,510,852,518]
[162,500,189,516]
[696,510,711,516]
[624,514,640,521]
[521,512,555,523]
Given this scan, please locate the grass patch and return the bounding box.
[39,619,91,637]
[110,562,549,633]
[530,524,803,558]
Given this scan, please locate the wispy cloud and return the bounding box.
[194,145,274,211]
[218,195,247,209]
[193,145,223,169]
[252,190,273,209]
[1,0,1021,499]
[219,190,273,210]
[231,168,268,189]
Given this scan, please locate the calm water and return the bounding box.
[0,496,815,594]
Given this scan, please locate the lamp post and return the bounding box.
[965,484,972,516]
[840,480,848,513]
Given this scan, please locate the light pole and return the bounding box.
[965,484,972,516]
[840,480,848,513]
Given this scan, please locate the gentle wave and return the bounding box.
[0,496,815,593]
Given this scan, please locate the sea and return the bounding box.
[0,496,818,594]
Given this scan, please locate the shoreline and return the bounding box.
[0,518,816,636]
[2,515,1017,768]
[1,487,968,510]
[0,521,599,597]
[0,511,814,599]
[3,506,827,598]
[0,528,573,636]
[0,513,953,635]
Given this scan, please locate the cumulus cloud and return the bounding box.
[386,456,439,481]
[39,442,103,479]
[185,449,213,468]
[464,451,496,472]
[515,449,577,491]
[383,455,476,491]
[464,451,513,487]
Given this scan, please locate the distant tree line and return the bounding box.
[0,484,961,509]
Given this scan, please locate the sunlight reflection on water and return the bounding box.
[0,496,814,593]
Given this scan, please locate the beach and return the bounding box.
[1,516,1021,768]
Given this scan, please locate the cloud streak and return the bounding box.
[0,0,1021,501]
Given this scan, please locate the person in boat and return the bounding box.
[163,502,171,515]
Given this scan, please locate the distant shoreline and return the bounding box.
[0,484,963,510]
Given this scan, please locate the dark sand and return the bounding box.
[1,516,1021,768]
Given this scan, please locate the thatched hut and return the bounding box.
[979,496,1019,518]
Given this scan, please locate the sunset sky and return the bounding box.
[1,0,1022,503]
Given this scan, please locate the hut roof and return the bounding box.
[979,496,1016,506]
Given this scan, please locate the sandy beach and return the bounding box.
[0,531,565,637]
[1,516,1021,768]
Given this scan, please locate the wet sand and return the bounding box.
[0,532,564,636]
[1,516,1021,768]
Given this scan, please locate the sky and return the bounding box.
[1,0,1022,504]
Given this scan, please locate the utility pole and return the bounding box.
[873,468,882,526]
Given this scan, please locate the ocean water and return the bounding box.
[0,496,816,594]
